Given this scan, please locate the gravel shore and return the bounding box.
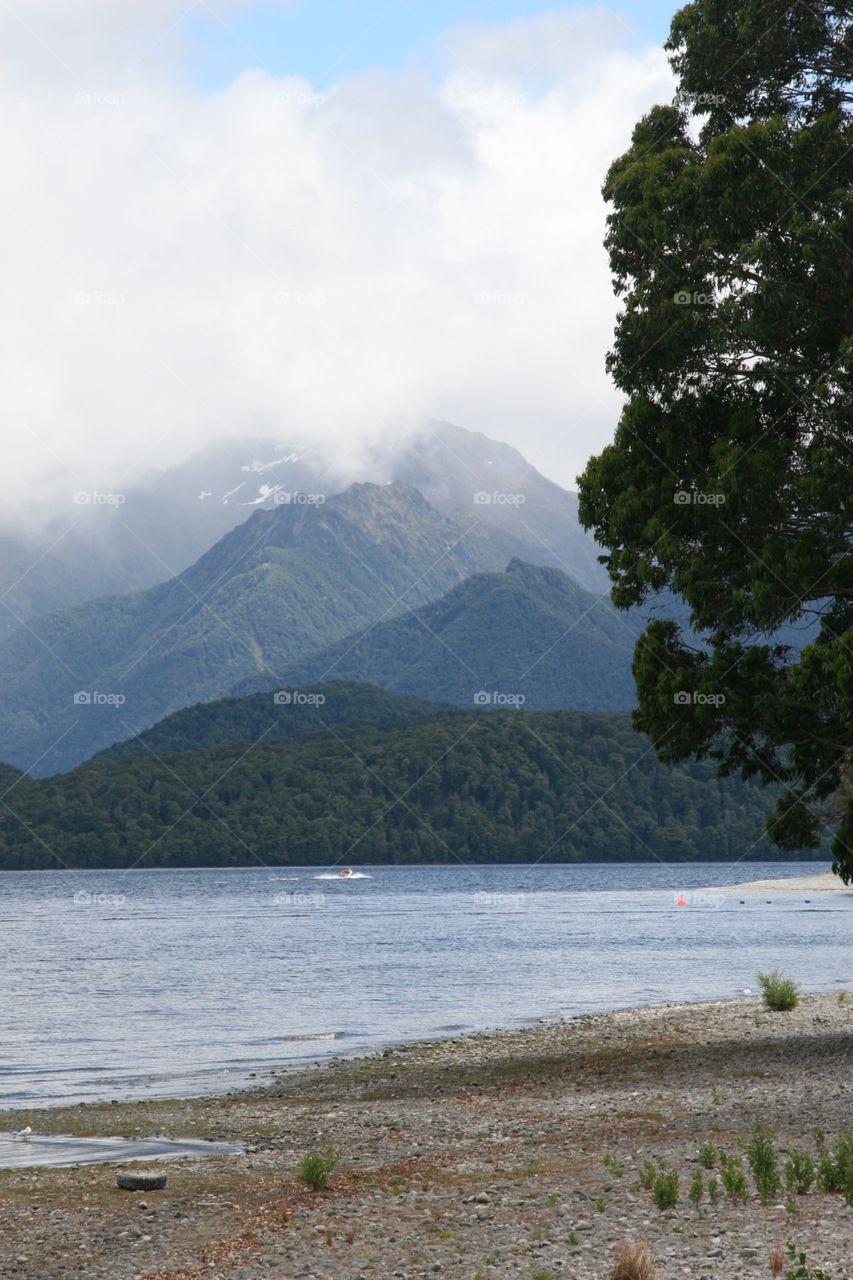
[1,993,852,1279]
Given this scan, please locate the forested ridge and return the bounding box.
[0,709,801,869]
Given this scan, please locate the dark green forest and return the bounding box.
[0,709,808,869]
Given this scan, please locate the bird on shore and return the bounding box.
[13,1126,32,1142]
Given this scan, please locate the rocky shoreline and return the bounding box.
[1,993,852,1279]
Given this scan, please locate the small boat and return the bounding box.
[339,868,354,878]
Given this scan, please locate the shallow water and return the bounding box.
[0,1133,241,1169]
[1,861,848,1108]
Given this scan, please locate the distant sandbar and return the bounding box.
[709,868,851,893]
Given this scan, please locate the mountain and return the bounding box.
[234,560,640,711]
[94,682,457,762]
[0,423,609,638]
[0,709,790,869]
[0,483,540,775]
[372,421,608,593]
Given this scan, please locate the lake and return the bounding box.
[1,861,849,1108]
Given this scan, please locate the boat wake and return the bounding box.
[313,872,371,880]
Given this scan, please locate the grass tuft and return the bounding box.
[757,968,800,1011]
[609,1240,657,1280]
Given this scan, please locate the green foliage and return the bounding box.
[688,1169,703,1206]
[297,1145,339,1191]
[746,1121,782,1202]
[707,1176,719,1206]
[815,1133,853,1203]
[594,1196,606,1213]
[567,1230,578,1246]
[698,1140,716,1169]
[758,970,801,1012]
[785,1150,816,1196]
[785,1242,837,1280]
[0,709,787,869]
[576,0,853,882]
[639,1160,657,1191]
[720,1153,749,1204]
[652,1169,679,1209]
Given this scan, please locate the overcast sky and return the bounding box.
[0,1,675,523]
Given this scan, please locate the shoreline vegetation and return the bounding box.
[2,993,851,1279]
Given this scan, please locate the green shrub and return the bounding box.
[698,1140,716,1169]
[639,1159,657,1191]
[652,1169,679,1209]
[689,1169,703,1206]
[297,1145,340,1190]
[757,969,800,1012]
[785,1242,836,1279]
[720,1153,749,1204]
[785,1150,815,1195]
[707,1176,719,1205]
[816,1133,853,1204]
[747,1120,781,1203]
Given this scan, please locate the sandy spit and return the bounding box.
[2,992,853,1279]
[707,868,852,893]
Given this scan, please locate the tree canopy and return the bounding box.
[578,1,853,879]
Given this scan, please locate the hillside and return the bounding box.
[0,710,788,869]
[94,682,457,762]
[0,484,522,775]
[235,560,639,710]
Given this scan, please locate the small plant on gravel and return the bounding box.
[608,1240,657,1280]
[297,1145,339,1191]
[651,1169,679,1210]
[688,1169,703,1206]
[698,1140,716,1169]
[747,1120,782,1203]
[785,1150,815,1195]
[816,1132,853,1203]
[529,1269,556,1280]
[707,1176,719,1206]
[639,1159,657,1191]
[757,969,800,1012]
[785,1243,835,1279]
[595,1196,607,1212]
[567,1229,579,1245]
[603,1153,625,1177]
[769,1244,785,1275]
[720,1153,749,1204]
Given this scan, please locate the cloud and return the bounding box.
[0,3,673,526]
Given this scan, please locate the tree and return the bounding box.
[577,1,853,879]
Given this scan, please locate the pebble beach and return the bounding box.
[1,991,851,1279]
